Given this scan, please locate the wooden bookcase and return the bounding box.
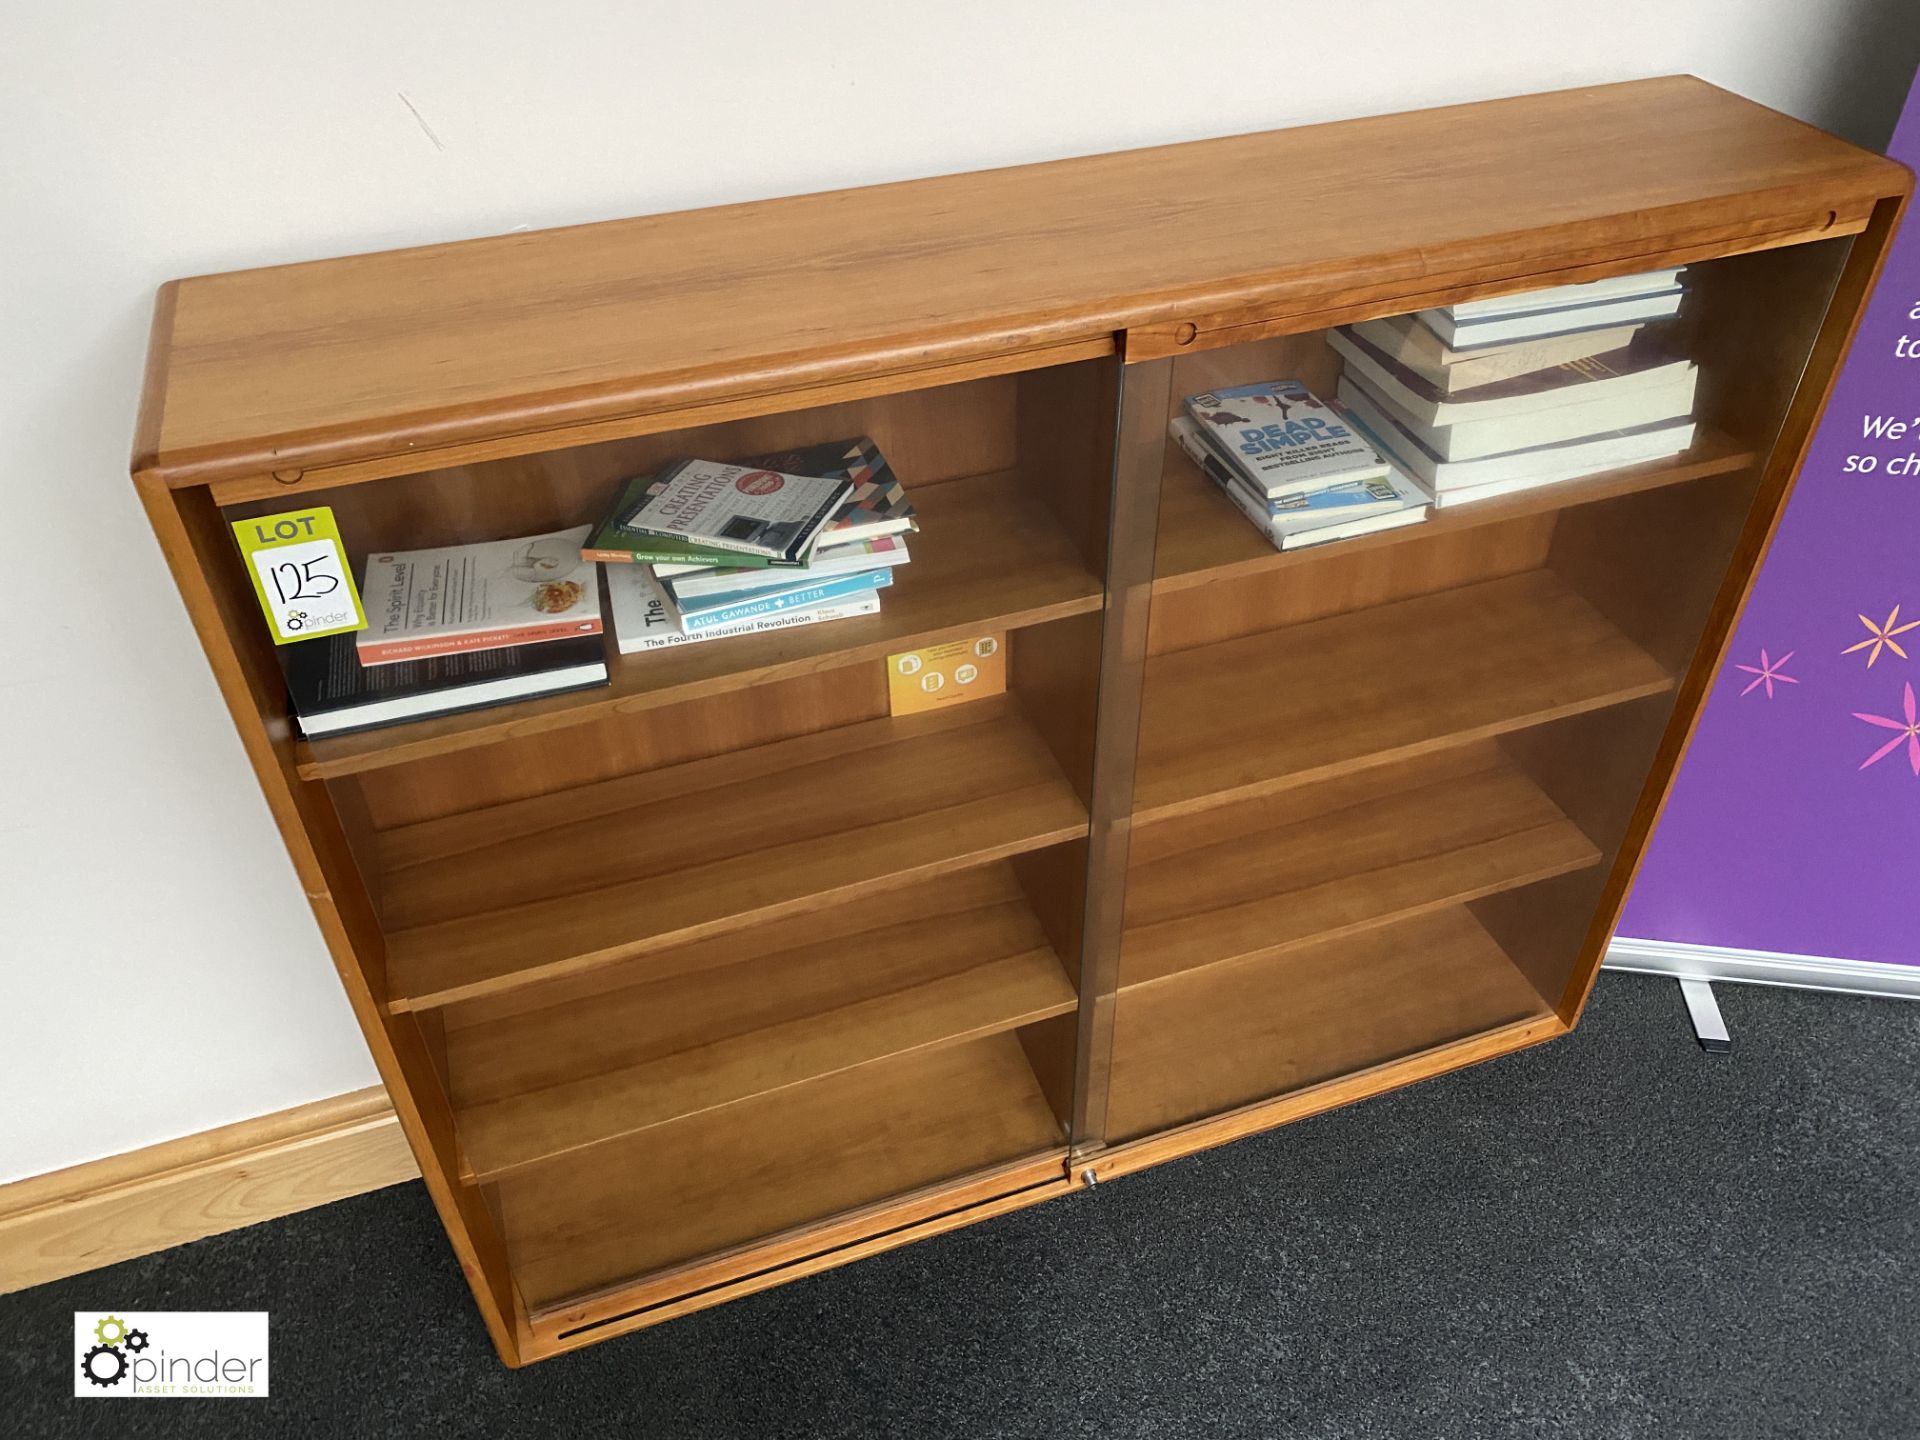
[131,77,1909,1365]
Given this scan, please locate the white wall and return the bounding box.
[4,1,1916,1184]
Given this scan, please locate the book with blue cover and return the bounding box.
[1176,415,1404,518]
[669,568,894,633]
[1183,380,1388,499]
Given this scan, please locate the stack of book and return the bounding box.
[285,526,610,736]
[1170,380,1430,550]
[1328,266,1698,508]
[587,436,917,654]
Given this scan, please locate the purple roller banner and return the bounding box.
[1618,71,1920,968]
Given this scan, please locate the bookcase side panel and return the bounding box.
[1556,199,1907,1023]
[135,476,526,1364]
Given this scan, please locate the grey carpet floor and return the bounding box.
[4,972,1917,1438]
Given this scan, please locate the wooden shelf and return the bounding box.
[295,469,1103,780]
[1152,429,1755,594]
[1133,569,1673,822]
[379,698,1089,1010]
[1109,907,1553,1140]
[444,863,1075,1182]
[496,1030,1065,1313]
[1122,744,1601,989]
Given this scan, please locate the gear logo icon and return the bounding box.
[80,1342,127,1388]
[78,1314,148,1390]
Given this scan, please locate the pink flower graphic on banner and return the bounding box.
[1842,605,1920,667]
[1734,649,1797,698]
[1853,682,1920,775]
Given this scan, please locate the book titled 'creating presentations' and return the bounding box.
[618,459,853,564]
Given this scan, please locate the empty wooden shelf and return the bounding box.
[444,863,1075,1182]
[1108,908,1556,1142]
[497,1032,1066,1321]
[1133,569,1675,822]
[378,698,1090,1010]
[131,76,1909,1363]
[1121,744,1602,989]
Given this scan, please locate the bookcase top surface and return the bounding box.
[135,76,1907,487]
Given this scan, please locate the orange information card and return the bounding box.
[886,634,1006,715]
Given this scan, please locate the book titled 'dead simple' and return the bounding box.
[357,527,603,666]
[619,459,853,563]
[1184,381,1387,498]
[285,632,608,736]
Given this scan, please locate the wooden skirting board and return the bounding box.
[0,1087,415,1294]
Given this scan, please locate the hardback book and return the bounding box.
[618,458,853,563]
[1182,380,1388,498]
[1338,380,1697,504]
[668,568,893,634]
[604,436,918,572]
[1344,313,1644,394]
[605,564,880,654]
[285,631,607,737]
[1170,418,1429,550]
[663,535,909,602]
[1328,325,1696,434]
[1170,418,1408,521]
[1418,283,1685,348]
[1443,266,1684,320]
[356,527,603,667]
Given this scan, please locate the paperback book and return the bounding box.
[1417,268,1685,348]
[1343,313,1644,394]
[286,631,608,737]
[1183,380,1388,498]
[662,535,908,601]
[356,527,603,666]
[1337,381,1697,506]
[1328,325,1697,435]
[669,568,893,633]
[618,459,853,563]
[589,436,916,569]
[605,564,879,654]
[1169,417,1429,550]
[1173,417,1406,519]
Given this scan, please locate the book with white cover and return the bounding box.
[1345,314,1644,394]
[619,459,853,562]
[1344,366,1696,462]
[357,526,603,667]
[1183,380,1387,498]
[1444,267,1684,320]
[1328,325,1696,431]
[606,564,879,654]
[1420,288,1684,348]
[1338,380,1696,504]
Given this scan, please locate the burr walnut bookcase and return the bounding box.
[131,78,1908,1365]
